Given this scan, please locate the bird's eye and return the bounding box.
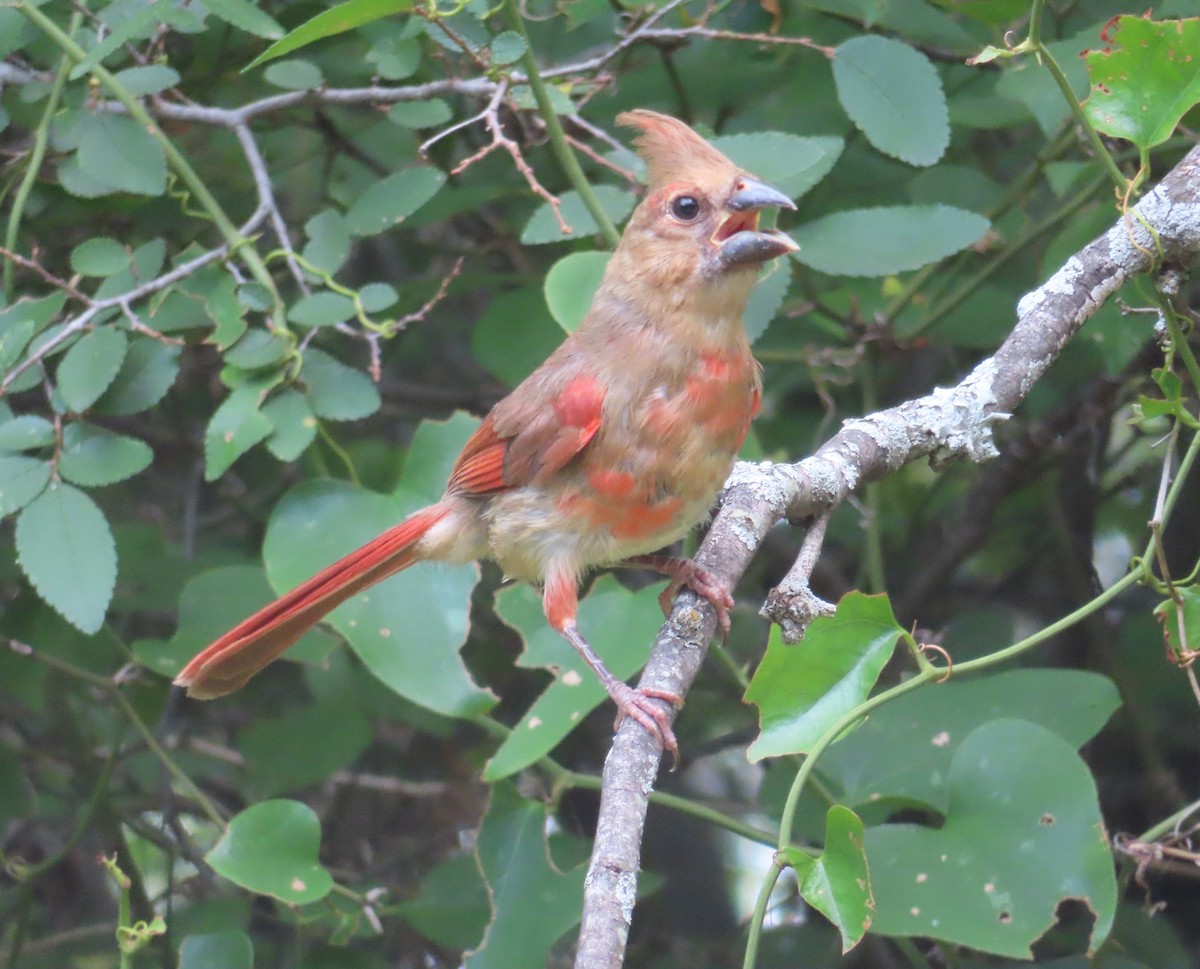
[669,195,701,222]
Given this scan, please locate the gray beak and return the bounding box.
[717,177,799,269]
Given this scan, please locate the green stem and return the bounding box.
[4,9,82,300]
[1025,0,1127,195]
[502,0,620,248]
[742,857,785,969]
[15,1,287,329]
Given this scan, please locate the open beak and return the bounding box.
[715,177,800,268]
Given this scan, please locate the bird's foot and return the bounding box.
[608,681,682,768]
[654,558,734,640]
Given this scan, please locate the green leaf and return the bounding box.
[204,382,273,480]
[263,416,494,717]
[359,282,397,312]
[520,186,635,244]
[302,208,352,274]
[301,348,381,420]
[202,0,284,39]
[1155,587,1200,660]
[240,699,373,796]
[92,339,180,416]
[397,853,490,949]
[791,205,989,276]
[57,328,128,412]
[544,251,609,332]
[76,113,168,196]
[178,930,254,969]
[262,391,317,461]
[288,292,356,328]
[785,806,872,951]
[472,289,562,386]
[224,329,291,369]
[489,30,527,65]
[16,483,116,633]
[818,669,1122,811]
[746,592,903,762]
[366,36,421,80]
[206,800,334,904]
[263,58,324,91]
[484,576,665,780]
[833,36,949,166]
[58,423,152,486]
[866,719,1117,957]
[464,783,587,969]
[245,0,415,70]
[0,415,54,452]
[345,168,447,236]
[744,258,792,344]
[0,455,51,516]
[112,64,181,96]
[714,133,844,199]
[388,98,453,129]
[70,237,130,277]
[1082,16,1200,151]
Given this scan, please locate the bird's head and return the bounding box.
[616,110,799,281]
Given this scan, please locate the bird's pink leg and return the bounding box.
[543,567,681,764]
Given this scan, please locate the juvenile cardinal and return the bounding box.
[176,110,798,758]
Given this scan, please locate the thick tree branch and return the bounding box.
[575,144,1200,969]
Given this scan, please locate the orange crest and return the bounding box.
[616,110,738,189]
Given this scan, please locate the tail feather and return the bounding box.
[175,503,450,699]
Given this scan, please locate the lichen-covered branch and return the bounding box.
[574,144,1200,969]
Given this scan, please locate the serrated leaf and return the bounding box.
[287,291,356,328]
[345,168,446,236]
[866,720,1116,957]
[786,806,873,951]
[1082,16,1200,151]
[366,36,421,80]
[0,415,54,452]
[92,339,180,415]
[489,30,526,65]
[203,0,284,39]
[112,64,180,96]
[206,800,333,903]
[76,113,168,196]
[388,98,453,129]
[464,783,587,969]
[544,251,609,332]
[246,0,415,70]
[204,383,273,480]
[70,237,130,277]
[746,592,904,762]
[791,205,989,277]
[301,348,381,421]
[178,930,254,969]
[57,328,128,412]
[224,329,291,368]
[0,455,51,516]
[833,36,949,166]
[520,186,634,244]
[714,133,845,199]
[58,423,153,486]
[16,483,116,633]
[262,391,317,461]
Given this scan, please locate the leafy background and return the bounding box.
[1,0,1200,967]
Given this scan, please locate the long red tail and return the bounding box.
[175,504,450,699]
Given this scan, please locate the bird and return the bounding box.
[175,109,798,760]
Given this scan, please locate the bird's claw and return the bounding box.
[609,682,682,769]
[657,561,734,642]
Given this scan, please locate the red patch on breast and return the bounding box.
[611,497,683,540]
[588,468,638,499]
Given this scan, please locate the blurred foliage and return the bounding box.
[1,0,1199,966]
